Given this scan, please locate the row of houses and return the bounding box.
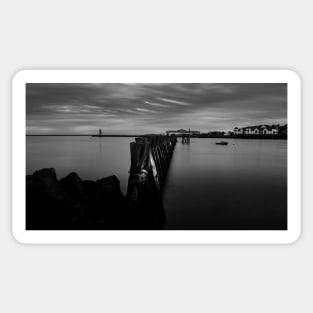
[233,125,280,135]
[165,125,287,137]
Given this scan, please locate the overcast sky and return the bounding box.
[26,83,287,134]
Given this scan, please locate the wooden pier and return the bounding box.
[126,135,177,229]
[181,128,191,144]
[181,135,190,144]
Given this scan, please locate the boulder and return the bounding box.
[28,168,62,200]
[59,172,87,227]
[85,175,126,228]
[60,172,85,201]
[26,169,127,230]
[26,168,64,229]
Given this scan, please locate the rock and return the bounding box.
[82,180,97,199]
[86,176,126,228]
[26,168,65,230]
[29,168,62,200]
[59,172,87,226]
[96,175,123,200]
[60,172,85,201]
[26,169,127,230]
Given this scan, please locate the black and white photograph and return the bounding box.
[25,79,288,231]
[3,1,311,311]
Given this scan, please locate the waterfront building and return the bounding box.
[166,129,200,136]
[233,125,280,135]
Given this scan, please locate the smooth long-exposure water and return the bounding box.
[26,136,287,230]
[27,136,133,194]
[163,138,287,230]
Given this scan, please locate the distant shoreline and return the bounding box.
[26,134,140,137]
[26,134,287,139]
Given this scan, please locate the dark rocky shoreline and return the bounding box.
[26,168,164,230]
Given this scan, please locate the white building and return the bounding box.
[234,125,279,135]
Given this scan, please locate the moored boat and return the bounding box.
[215,141,228,145]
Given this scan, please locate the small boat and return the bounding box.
[215,141,228,146]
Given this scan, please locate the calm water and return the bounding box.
[26,136,287,230]
[163,138,287,230]
[27,136,133,194]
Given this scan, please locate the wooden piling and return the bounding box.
[126,135,177,229]
[182,135,190,144]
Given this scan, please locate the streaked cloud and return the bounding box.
[136,107,157,113]
[26,83,287,134]
[157,97,189,106]
[144,101,169,108]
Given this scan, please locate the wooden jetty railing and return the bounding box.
[126,135,177,229]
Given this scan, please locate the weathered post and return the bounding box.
[126,135,177,229]
[182,135,190,144]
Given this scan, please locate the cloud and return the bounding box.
[157,97,189,106]
[26,83,287,134]
[136,107,157,113]
[144,101,169,108]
